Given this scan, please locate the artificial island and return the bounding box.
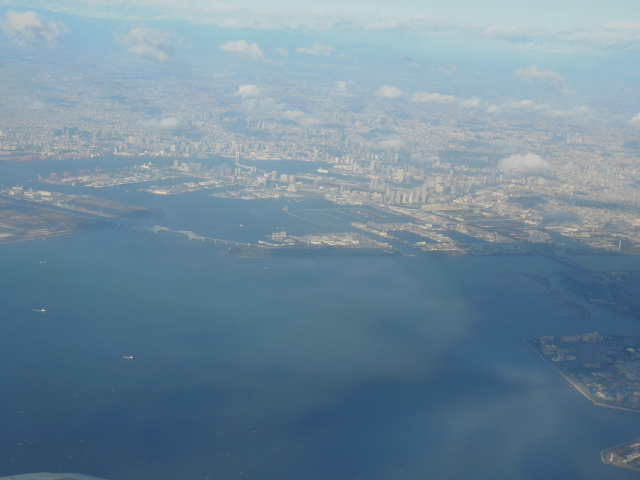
[528,333,640,412]
[528,333,640,471]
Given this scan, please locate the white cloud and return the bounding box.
[280,109,306,122]
[237,87,318,126]
[411,92,481,109]
[334,80,361,95]
[3,3,640,58]
[486,99,547,114]
[486,99,592,121]
[629,113,640,127]
[139,117,181,129]
[499,153,550,174]
[220,40,267,62]
[482,24,640,55]
[439,64,458,76]
[544,105,591,119]
[411,92,458,104]
[515,65,569,93]
[483,25,542,44]
[1,10,67,47]
[235,84,261,99]
[335,81,350,93]
[378,138,406,150]
[275,103,319,126]
[159,117,181,129]
[117,27,178,61]
[296,44,335,56]
[376,85,403,99]
[459,97,482,109]
[275,47,289,57]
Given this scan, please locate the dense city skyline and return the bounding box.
[1,2,640,258]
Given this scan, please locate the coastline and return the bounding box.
[524,338,640,414]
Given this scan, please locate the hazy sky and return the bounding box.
[1,0,640,119]
[2,0,638,27]
[1,0,639,58]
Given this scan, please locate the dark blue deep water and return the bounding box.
[2,159,640,480]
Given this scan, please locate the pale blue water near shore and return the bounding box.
[2,159,640,480]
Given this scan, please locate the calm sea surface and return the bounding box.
[2,159,640,480]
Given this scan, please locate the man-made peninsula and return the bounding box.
[529,333,640,471]
[602,439,640,472]
[527,333,640,412]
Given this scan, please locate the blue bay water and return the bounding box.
[1,160,640,480]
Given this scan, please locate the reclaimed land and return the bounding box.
[0,197,113,244]
[526,334,640,413]
[601,439,640,472]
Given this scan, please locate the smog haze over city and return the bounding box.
[2,1,640,480]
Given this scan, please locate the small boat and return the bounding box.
[123,355,134,359]
[33,308,46,313]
